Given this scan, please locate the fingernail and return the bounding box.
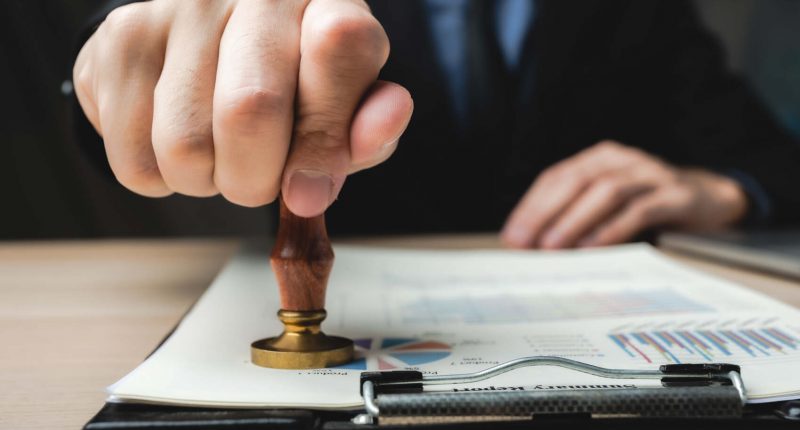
[501,225,531,248]
[380,137,399,155]
[577,234,598,248]
[540,230,563,249]
[286,169,334,217]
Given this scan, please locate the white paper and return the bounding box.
[108,243,800,408]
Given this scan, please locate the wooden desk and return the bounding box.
[1,236,798,429]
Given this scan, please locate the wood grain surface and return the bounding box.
[0,239,239,430]
[1,235,798,429]
[271,199,334,311]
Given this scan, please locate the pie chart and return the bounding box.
[334,338,451,370]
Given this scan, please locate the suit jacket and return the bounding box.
[73,0,800,236]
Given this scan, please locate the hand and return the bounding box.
[501,141,748,249]
[73,0,413,216]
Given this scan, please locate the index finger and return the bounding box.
[282,0,389,217]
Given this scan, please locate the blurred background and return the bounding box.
[2,0,799,239]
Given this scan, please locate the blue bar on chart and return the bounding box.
[609,327,799,364]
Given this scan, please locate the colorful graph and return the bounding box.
[334,338,451,370]
[609,327,800,364]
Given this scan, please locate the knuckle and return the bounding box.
[216,87,289,133]
[565,166,590,185]
[672,187,695,207]
[594,140,622,153]
[627,147,650,161]
[595,177,623,199]
[656,170,677,186]
[73,66,93,101]
[102,4,151,47]
[657,165,679,183]
[593,140,639,160]
[317,13,383,46]
[597,139,620,148]
[73,43,93,89]
[313,13,389,65]
[537,168,556,185]
[540,164,566,182]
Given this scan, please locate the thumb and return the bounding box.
[348,80,413,174]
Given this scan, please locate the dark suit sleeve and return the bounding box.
[68,0,146,178]
[642,1,800,225]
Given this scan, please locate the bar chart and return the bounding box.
[609,326,800,364]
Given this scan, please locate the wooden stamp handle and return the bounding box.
[270,197,334,311]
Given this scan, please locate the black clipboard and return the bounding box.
[83,397,800,429]
[84,352,800,429]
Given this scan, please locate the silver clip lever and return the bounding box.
[356,357,746,425]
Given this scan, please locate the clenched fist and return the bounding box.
[502,141,749,249]
[73,0,413,216]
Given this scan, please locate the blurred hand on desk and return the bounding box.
[72,0,413,218]
[501,141,748,250]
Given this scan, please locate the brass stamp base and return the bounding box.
[251,309,354,369]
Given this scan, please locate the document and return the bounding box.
[108,243,800,408]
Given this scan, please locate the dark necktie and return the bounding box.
[465,0,512,134]
[463,0,515,213]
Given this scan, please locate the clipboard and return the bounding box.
[84,355,800,429]
[83,242,800,429]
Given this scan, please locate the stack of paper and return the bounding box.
[109,244,800,408]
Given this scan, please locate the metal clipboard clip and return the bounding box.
[355,357,746,425]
